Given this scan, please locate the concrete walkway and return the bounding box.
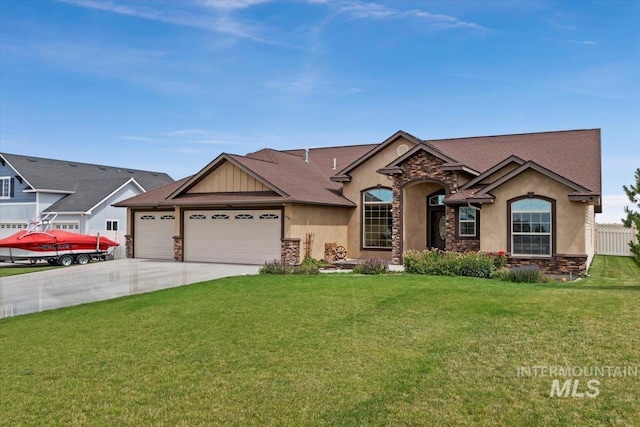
[0,259,259,319]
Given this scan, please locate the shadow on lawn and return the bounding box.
[532,283,640,291]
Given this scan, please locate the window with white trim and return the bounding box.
[212,214,229,220]
[161,215,175,220]
[140,215,155,220]
[511,198,552,256]
[106,220,119,231]
[458,207,476,237]
[363,188,393,249]
[0,177,12,199]
[189,214,207,220]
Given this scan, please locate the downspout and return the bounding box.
[35,191,40,219]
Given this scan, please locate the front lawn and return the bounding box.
[1,256,638,426]
[0,263,58,277]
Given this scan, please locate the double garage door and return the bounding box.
[184,210,281,264]
[134,209,281,264]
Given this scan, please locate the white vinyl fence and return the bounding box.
[596,223,638,257]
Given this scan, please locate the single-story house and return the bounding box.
[0,153,174,247]
[116,128,601,274]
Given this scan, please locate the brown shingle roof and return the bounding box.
[116,128,601,210]
[429,129,601,196]
[229,150,356,206]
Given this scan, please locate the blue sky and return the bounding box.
[1,0,638,223]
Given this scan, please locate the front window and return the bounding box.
[459,207,477,237]
[106,220,119,231]
[363,188,393,249]
[0,177,11,198]
[511,198,552,256]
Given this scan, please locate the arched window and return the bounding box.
[362,188,393,249]
[511,198,552,256]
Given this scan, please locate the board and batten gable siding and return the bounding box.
[0,161,35,203]
[188,161,271,193]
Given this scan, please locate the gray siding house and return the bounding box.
[0,153,173,255]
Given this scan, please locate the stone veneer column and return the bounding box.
[173,236,183,262]
[124,234,133,258]
[391,185,402,264]
[281,238,301,265]
[390,151,459,263]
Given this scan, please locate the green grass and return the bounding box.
[0,264,59,277]
[1,256,638,426]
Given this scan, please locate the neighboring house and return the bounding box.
[115,129,601,275]
[0,153,174,253]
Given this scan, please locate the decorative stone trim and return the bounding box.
[124,234,133,258]
[173,236,183,262]
[281,238,301,265]
[391,150,468,263]
[504,255,588,276]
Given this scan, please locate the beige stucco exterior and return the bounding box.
[480,169,588,255]
[285,204,351,260]
[188,161,271,193]
[341,136,418,259]
[402,181,443,251]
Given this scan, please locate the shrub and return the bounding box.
[506,266,547,283]
[491,267,511,281]
[292,264,320,275]
[488,251,507,269]
[353,258,388,274]
[300,257,329,269]
[259,259,320,275]
[403,250,494,278]
[458,253,494,278]
[259,259,291,275]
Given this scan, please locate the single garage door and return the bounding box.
[134,211,175,259]
[184,210,281,264]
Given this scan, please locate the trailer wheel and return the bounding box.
[58,255,74,266]
[76,254,91,265]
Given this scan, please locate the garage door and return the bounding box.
[184,210,281,264]
[134,212,175,259]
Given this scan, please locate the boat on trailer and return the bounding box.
[0,213,119,266]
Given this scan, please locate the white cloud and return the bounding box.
[335,1,485,30]
[196,0,270,10]
[165,129,210,136]
[58,0,272,44]
[120,135,158,142]
[598,194,635,224]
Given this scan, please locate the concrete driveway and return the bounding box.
[0,259,259,319]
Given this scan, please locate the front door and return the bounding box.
[427,192,446,250]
